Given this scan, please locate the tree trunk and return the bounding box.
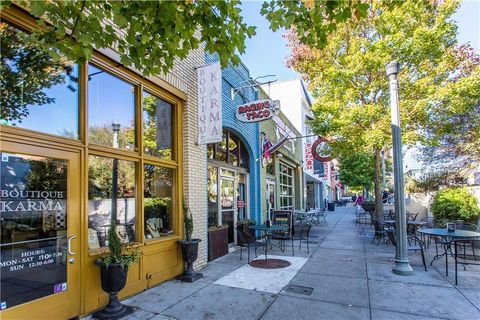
[373,149,384,223]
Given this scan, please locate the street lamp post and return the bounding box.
[386,61,413,276]
[111,122,121,223]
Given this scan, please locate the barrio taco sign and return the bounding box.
[236,99,279,123]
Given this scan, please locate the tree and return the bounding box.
[1,0,377,76]
[338,152,374,192]
[286,0,480,220]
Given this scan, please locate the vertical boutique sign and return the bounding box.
[197,62,222,145]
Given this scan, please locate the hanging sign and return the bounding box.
[197,62,222,145]
[312,137,333,162]
[236,99,278,123]
[305,143,313,171]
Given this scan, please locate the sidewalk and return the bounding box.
[109,206,480,320]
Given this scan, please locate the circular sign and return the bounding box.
[311,137,333,162]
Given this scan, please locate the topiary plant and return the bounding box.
[183,197,193,242]
[431,188,480,226]
[97,220,140,270]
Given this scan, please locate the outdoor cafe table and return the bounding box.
[250,224,288,261]
[383,220,426,233]
[417,228,480,278]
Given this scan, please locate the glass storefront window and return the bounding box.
[1,153,68,309]
[207,165,218,227]
[1,23,79,139]
[279,163,293,210]
[143,165,174,239]
[228,136,238,166]
[88,64,136,151]
[87,155,136,249]
[206,130,249,169]
[142,91,173,160]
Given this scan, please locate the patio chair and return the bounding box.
[292,223,312,253]
[236,227,266,263]
[271,210,295,255]
[454,223,478,261]
[371,219,387,245]
[386,228,427,271]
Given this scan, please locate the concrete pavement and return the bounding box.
[98,206,480,320]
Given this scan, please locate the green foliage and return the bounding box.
[338,152,374,190]
[97,220,140,270]
[183,197,193,242]
[4,0,256,75]
[405,171,466,194]
[208,224,228,231]
[431,188,480,225]
[286,0,480,215]
[260,0,388,49]
[1,1,379,76]
[144,197,171,220]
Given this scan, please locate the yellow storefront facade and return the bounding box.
[0,7,208,319]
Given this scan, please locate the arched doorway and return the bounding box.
[207,130,250,245]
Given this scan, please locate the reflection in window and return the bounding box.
[142,92,173,160]
[144,165,174,239]
[87,155,136,249]
[0,23,79,139]
[0,153,68,309]
[88,64,135,151]
[207,165,218,227]
[206,130,249,169]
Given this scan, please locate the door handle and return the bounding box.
[68,236,77,255]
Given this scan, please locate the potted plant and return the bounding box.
[176,199,203,282]
[208,224,229,261]
[93,221,140,320]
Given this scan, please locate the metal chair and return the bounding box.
[271,210,294,255]
[454,223,478,261]
[386,228,427,271]
[371,219,387,245]
[293,223,312,253]
[236,227,266,263]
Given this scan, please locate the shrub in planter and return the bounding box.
[94,221,140,320]
[431,188,480,226]
[177,198,203,282]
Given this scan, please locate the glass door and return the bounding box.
[266,177,276,220]
[0,143,80,319]
[220,174,236,244]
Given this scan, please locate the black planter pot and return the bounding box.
[177,239,203,282]
[93,261,133,320]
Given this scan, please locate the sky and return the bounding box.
[240,0,480,82]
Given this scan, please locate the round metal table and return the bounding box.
[417,228,480,278]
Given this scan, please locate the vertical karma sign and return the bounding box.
[197,62,222,145]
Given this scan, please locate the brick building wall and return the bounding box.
[167,42,209,268]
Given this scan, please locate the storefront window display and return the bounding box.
[87,155,136,248]
[143,165,174,239]
[0,14,182,316]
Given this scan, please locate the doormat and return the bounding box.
[285,285,314,296]
[249,259,291,269]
